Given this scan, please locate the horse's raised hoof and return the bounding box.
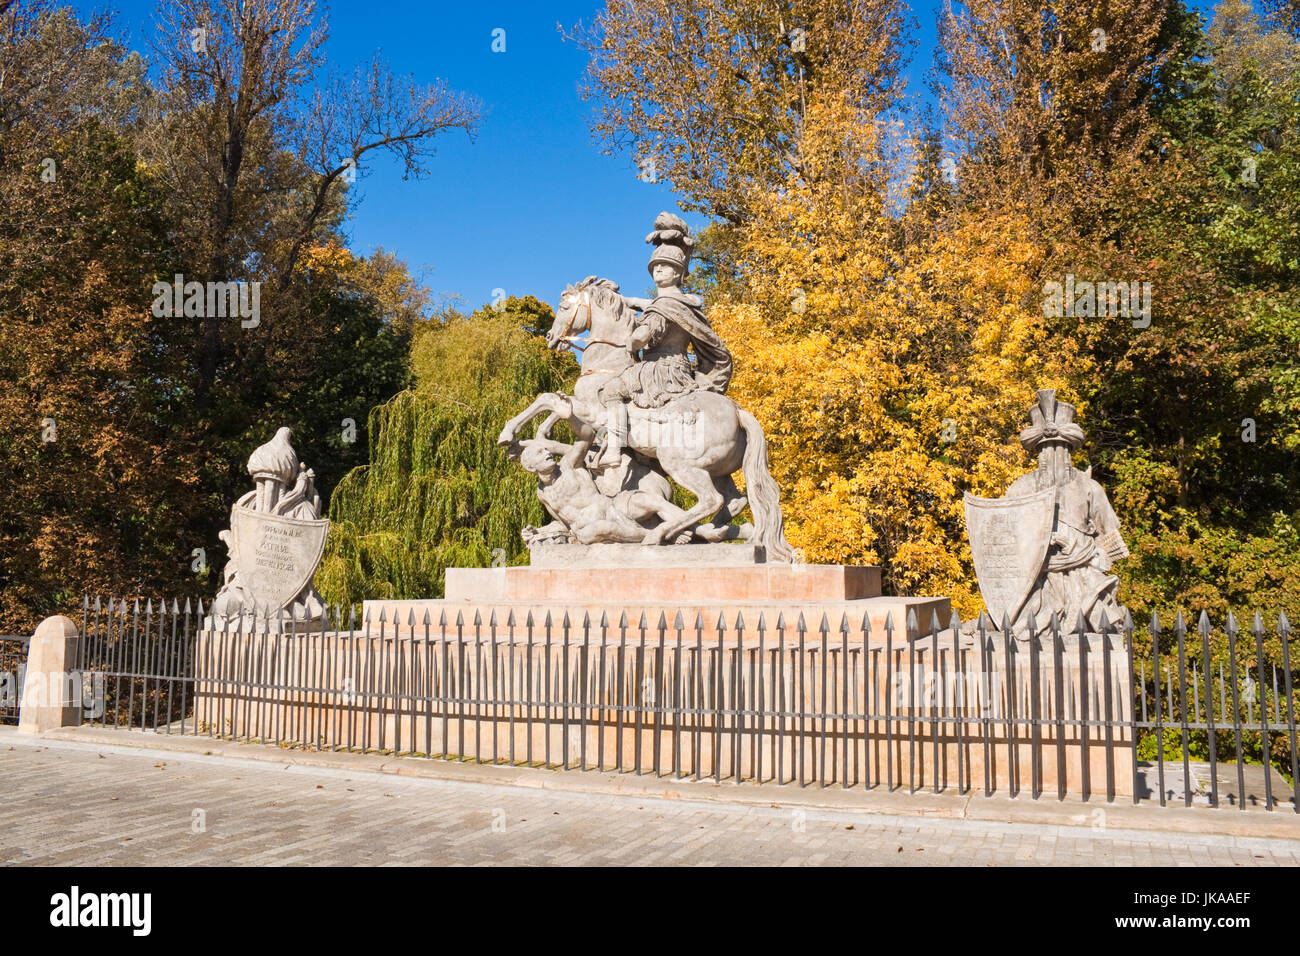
[496,428,514,447]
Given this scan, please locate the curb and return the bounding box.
[21,725,1300,845]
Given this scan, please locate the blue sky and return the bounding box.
[65,0,943,311]
[71,0,1217,313]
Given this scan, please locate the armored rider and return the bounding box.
[593,212,732,467]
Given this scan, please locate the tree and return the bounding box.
[566,0,912,224]
[0,119,197,631]
[0,2,463,628]
[145,0,479,414]
[317,300,578,609]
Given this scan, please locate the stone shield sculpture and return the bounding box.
[230,505,329,611]
[963,389,1130,635]
[210,427,329,624]
[964,488,1055,628]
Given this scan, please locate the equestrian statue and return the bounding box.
[497,211,793,562]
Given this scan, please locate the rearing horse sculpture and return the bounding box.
[498,277,793,562]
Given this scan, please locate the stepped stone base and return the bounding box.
[362,550,948,643]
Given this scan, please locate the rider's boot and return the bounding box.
[597,402,628,469]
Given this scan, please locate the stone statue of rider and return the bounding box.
[592,212,732,468]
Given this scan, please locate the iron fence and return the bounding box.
[71,595,1299,811]
[1,635,28,725]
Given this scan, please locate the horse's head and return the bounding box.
[551,276,628,351]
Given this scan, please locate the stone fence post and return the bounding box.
[18,615,82,734]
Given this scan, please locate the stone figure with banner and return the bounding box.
[210,427,329,625]
[498,211,792,562]
[964,389,1130,635]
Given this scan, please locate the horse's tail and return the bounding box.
[738,409,793,563]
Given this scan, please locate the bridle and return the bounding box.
[555,287,632,353]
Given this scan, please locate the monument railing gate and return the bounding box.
[73,595,1299,812]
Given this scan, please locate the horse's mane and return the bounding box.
[563,276,626,317]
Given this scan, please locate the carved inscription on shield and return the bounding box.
[232,506,329,611]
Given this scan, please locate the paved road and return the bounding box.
[2,736,1297,866]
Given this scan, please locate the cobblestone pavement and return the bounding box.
[2,737,1298,866]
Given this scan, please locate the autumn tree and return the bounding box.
[0,2,468,628]
[0,5,197,630]
[566,0,912,225]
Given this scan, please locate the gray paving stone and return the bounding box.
[1,738,1298,866]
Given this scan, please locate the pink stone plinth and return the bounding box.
[364,596,950,644]
[445,564,882,605]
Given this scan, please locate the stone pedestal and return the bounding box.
[367,545,949,642]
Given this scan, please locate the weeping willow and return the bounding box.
[317,303,578,608]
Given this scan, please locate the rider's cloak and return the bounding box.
[606,294,732,409]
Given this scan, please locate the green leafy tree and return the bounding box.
[317,299,578,609]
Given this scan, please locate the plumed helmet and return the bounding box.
[1019,389,1086,454]
[646,211,694,277]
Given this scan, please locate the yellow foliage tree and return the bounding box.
[708,94,1087,617]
